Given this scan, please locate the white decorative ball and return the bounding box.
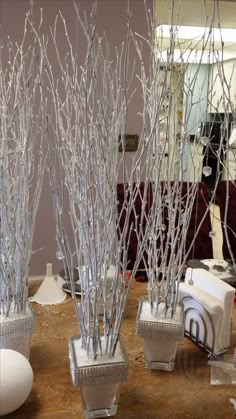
[0,349,33,416]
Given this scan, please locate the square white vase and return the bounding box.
[69,336,128,418]
[0,299,36,359]
[136,299,184,371]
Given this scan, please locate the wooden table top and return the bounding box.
[7,282,236,419]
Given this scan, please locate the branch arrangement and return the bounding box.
[0,16,46,316]
[2,0,235,358]
[40,4,151,358]
[134,0,234,315]
[40,0,236,353]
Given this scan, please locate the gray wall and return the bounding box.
[0,0,153,275]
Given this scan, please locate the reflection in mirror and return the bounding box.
[154,0,236,186]
[151,0,236,270]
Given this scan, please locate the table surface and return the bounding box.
[7,282,236,419]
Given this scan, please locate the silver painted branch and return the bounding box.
[0,16,46,316]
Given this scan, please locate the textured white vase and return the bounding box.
[142,337,179,368]
[0,300,36,359]
[81,383,121,418]
[136,299,184,371]
[69,337,128,418]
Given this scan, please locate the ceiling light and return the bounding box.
[156,25,236,43]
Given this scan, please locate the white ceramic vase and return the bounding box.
[69,337,128,418]
[0,299,36,359]
[136,299,184,371]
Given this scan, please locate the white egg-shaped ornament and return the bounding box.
[0,349,33,416]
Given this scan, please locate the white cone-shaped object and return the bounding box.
[30,264,66,305]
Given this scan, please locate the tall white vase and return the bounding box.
[0,299,36,359]
[69,337,128,418]
[136,299,184,371]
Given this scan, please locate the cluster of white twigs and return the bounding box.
[34,2,153,358]
[135,0,235,316]
[0,16,46,316]
[25,0,235,355]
